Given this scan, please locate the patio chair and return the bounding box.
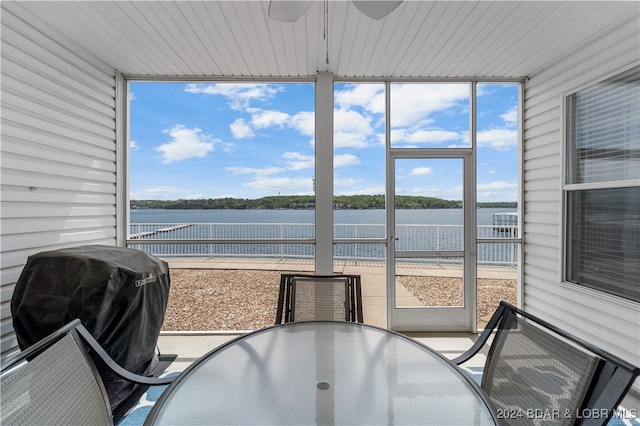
[275,274,363,324]
[0,318,174,426]
[453,301,640,426]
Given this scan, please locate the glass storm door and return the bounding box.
[386,152,477,331]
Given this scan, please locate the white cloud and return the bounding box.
[394,129,463,145]
[226,166,285,177]
[334,108,375,148]
[334,177,362,188]
[334,153,361,168]
[477,181,518,201]
[501,105,518,127]
[290,111,315,136]
[335,107,374,134]
[334,132,370,148]
[410,167,433,176]
[283,152,314,170]
[131,186,202,200]
[184,83,283,109]
[251,109,290,129]
[230,118,255,139]
[156,125,216,162]
[391,84,469,127]
[130,140,140,151]
[335,84,385,114]
[244,176,314,193]
[477,181,518,191]
[477,128,517,150]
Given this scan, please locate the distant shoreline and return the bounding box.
[131,195,516,211]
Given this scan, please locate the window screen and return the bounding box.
[564,66,640,303]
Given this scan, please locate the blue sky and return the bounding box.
[129,82,518,202]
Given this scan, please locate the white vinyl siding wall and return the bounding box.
[1,5,118,355]
[523,12,639,370]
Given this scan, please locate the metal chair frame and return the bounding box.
[1,319,173,425]
[453,301,640,426]
[275,273,364,324]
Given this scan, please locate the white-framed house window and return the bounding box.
[563,65,639,303]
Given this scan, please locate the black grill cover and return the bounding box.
[11,245,170,410]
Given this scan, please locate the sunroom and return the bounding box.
[1,0,639,420]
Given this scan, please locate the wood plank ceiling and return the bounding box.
[4,1,638,79]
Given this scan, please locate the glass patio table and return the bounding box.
[145,321,498,425]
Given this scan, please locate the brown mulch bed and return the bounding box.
[161,269,516,331]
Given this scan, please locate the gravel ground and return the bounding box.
[161,269,516,331]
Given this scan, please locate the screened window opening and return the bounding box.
[564,65,640,303]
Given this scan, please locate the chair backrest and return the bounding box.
[275,274,363,324]
[454,301,640,426]
[483,310,602,425]
[1,320,113,425]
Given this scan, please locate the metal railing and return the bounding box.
[127,223,519,266]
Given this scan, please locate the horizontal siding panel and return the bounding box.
[2,216,115,236]
[522,223,558,238]
[525,15,640,99]
[2,152,115,183]
[523,293,637,358]
[1,7,117,356]
[1,63,114,119]
[523,205,559,221]
[2,75,115,130]
[524,153,560,167]
[522,120,560,143]
[2,110,114,148]
[523,285,640,365]
[522,190,560,205]
[1,317,17,338]
[0,286,17,316]
[1,203,115,219]
[523,164,560,183]
[524,261,560,281]
[1,331,18,356]
[2,96,115,142]
[523,107,560,134]
[523,142,560,163]
[1,169,115,194]
[2,140,115,172]
[1,187,115,205]
[524,208,559,223]
[2,120,114,158]
[523,177,557,192]
[523,232,559,250]
[1,81,114,134]
[523,14,639,373]
[1,230,117,252]
[1,12,115,92]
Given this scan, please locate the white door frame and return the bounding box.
[386,149,477,332]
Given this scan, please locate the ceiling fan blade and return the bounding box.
[268,0,314,22]
[352,1,403,20]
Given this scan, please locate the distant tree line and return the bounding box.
[131,196,516,210]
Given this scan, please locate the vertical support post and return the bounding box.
[466,82,478,332]
[115,71,128,247]
[315,72,334,274]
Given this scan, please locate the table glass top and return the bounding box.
[149,322,496,425]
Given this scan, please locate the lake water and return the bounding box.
[130,208,516,225]
[129,208,519,263]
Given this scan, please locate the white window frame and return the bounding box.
[561,64,640,305]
